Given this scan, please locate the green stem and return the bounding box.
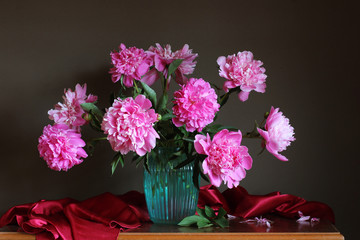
[91,137,107,141]
[219,87,239,108]
[259,118,266,128]
[158,131,167,140]
[219,91,230,107]
[133,80,141,95]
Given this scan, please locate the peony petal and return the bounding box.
[123,75,134,88]
[181,44,189,53]
[174,70,187,85]
[208,169,222,187]
[38,124,87,171]
[75,83,87,98]
[225,130,243,145]
[255,82,267,93]
[172,78,219,132]
[136,147,147,156]
[135,95,152,110]
[223,81,235,92]
[242,154,253,170]
[272,152,289,161]
[154,55,165,72]
[202,160,210,174]
[194,134,208,154]
[101,96,159,156]
[141,68,159,86]
[120,43,126,50]
[76,148,88,158]
[238,91,250,102]
[217,51,267,101]
[216,56,226,67]
[257,128,270,142]
[212,129,229,143]
[136,62,150,77]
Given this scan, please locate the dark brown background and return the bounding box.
[0,0,358,239]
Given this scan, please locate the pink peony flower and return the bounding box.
[38,124,88,171]
[257,106,295,161]
[217,51,267,102]
[109,43,151,87]
[101,95,160,156]
[172,78,220,132]
[194,129,253,188]
[143,43,198,87]
[48,84,97,130]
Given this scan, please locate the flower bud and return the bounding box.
[82,113,92,122]
[264,111,269,119]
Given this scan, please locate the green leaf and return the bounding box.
[156,92,168,113]
[213,217,229,228]
[179,206,228,229]
[119,75,125,88]
[196,207,207,219]
[178,215,203,227]
[89,118,102,132]
[169,153,187,166]
[204,124,221,134]
[219,125,239,131]
[192,159,200,190]
[140,81,157,107]
[205,206,216,218]
[173,155,194,169]
[132,154,145,167]
[205,124,238,134]
[216,207,227,219]
[81,103,103,119]
[168,59,184,76]
[144,153,150,174]
[111,153,124,175]
[89,110,102,127]
[182,138,194,143]
[160,113,175,121]
[199,170,210,182]
[197,218,213,228]
[187,141,194,155]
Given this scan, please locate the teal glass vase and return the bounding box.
[143,147,199,224]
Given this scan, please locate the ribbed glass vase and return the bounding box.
[143,147,199,224]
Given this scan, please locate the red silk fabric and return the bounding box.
[0,185,334,240]
[198,185,334,222]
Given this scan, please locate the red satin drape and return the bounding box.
[198,185,334,222]
[0,185,334,240]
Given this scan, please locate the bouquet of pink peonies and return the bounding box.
[38,43,295,189]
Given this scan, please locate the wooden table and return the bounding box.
[0,215,344,240]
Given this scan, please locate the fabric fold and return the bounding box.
[199,185,335,223]
[0,185,335,240]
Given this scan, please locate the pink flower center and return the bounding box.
[112,47,147,75]
[230,58,256,86]
[156,45,175,60]
[207,142,242,175]
[268,118,295,152]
